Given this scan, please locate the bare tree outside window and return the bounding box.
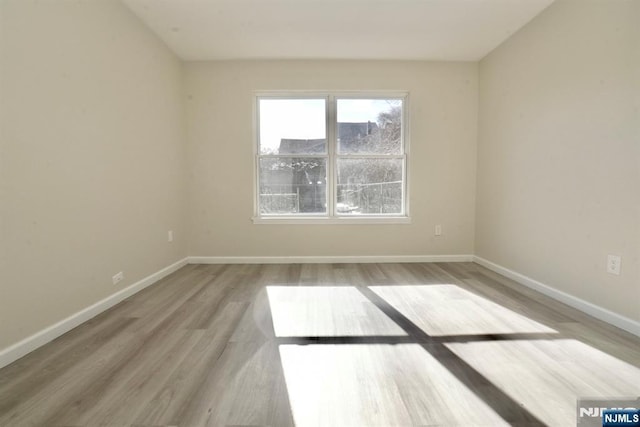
[336,99,404,215]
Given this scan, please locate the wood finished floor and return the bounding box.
[0,262,639,426]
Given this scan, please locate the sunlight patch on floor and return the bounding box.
[279,344,509,427]
[446,339,640,427]
[371,284,557,336]
[267,286,407,337]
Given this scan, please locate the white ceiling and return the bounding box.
[122,0,555,61]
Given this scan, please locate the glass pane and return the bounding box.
[337,158,403,215]
[337,99,402,154]
[259,157,327,214]
[259,99,326,155]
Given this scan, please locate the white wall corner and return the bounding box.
[473,256,640,338]
[0,257,189,370]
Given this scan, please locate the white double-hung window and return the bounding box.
[254,93,409,224]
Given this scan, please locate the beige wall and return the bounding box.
[476,0,640,321]
[2,0,636,356]
[0,0,188,348]
[185,61,478,257]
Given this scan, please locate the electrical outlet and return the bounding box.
[112,271,124,285]
[606,255,621,275]
[435,224,442,236]
[168,230,174,242]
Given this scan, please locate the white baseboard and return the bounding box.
[473,256,640,337]
[188,255,474,264]
[0,257,189,370]
[4,254,636,370]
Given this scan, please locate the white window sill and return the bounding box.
[252,216,411,225]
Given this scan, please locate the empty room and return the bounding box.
[1,0,639,426]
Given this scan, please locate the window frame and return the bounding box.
[253,91,410,224]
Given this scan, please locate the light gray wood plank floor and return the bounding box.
[0,262,639,426]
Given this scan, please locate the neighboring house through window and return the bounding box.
[254,93,409,224]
